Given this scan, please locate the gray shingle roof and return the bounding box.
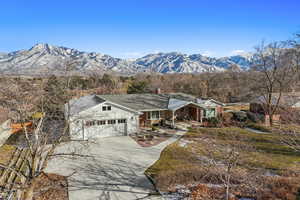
[164,93,197,102]
[97,94,170,111]
[68,93,216,116]
[67,95,105,116]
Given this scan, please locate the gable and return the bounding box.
[75,102,139,120]
[66,95,105,116]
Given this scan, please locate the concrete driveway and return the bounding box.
[45,132,184,200]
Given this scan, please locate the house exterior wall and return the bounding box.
[69,102,139,140]
[139,110,169,127]
[216,106,223,116]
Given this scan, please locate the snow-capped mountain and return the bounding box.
[187,54,252,70]
[0,43,253,75]
[0,44,138,75]
[135,52,224,73]
[0,53,8,59]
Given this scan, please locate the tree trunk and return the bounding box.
[226,174,231,200]
[23,184,34,200]
[226,183,230,200]
[269,113,273,127]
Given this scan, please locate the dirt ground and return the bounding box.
[33,173,68,200]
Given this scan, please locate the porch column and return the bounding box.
[196,108,199,122]
[200,109,203,123]
[172,110,175,128]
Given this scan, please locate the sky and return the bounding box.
[0,0,300,58]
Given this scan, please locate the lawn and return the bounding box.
[146,127,300,199]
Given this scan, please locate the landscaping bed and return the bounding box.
[146,127,300,200]
[130,128,175,147]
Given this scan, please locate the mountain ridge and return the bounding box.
[0,43,253,75]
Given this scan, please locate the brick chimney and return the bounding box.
[155,88,161,94]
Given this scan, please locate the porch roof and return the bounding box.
[168,98,205,111]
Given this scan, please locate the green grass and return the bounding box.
[246,122,272,132]
[147,127,300,199]
[146,142,194,176]
[194,128,300,169]
[147,127,300,180]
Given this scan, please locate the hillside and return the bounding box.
[0,44,253,75]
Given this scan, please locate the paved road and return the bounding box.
[45,132,184,200]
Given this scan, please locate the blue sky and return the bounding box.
[0,0,299,58]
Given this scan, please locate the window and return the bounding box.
[205,108,216,118]
[118,119,126,123]
[102,106,112,111]
[147,111,160,120]
[107,120,116,124]
[97,120,106,125]
[85,121,96,127]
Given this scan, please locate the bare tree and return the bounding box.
[199,133,255,200]
[0,69,86,200]
[251,41,300,126]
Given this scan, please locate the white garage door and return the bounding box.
[84,119,127,139]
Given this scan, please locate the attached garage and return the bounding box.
[68,95,141,140]
[83,119,128,139]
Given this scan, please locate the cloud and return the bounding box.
[200,50,214,57]
[121,52,145,58]
[230,50,246,56]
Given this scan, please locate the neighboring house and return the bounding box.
[66,92,224,140]
[250,92,300,113]
[0,107,9,125]
[250,92,300,125]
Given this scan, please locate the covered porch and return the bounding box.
[167,99,206,128]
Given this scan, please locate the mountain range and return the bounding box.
[0,43,253,75]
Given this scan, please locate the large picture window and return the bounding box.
[147,111,160,120]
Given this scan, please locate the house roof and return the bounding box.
[164,93,197,102]
[168,98,205,111]
[68,93,223,116]
[196,98,225,106]
[97,93,169,111]
[66,95,105,116]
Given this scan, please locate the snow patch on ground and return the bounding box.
[178,139,193,147]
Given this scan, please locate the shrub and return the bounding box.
[232,111,248,122]
[221,112,234,126]
[151,125,158,131]
[246,111,264,123]
[206,117,222,127]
